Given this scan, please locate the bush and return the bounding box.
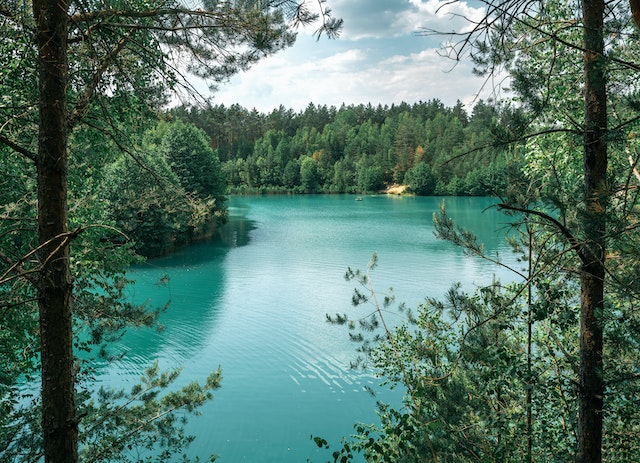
[404,162,436,195]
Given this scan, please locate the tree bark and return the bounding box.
[578,1,607,462]
[631,0,640,29]
[32,1,78,463]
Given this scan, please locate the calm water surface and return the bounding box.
[98,195,520,462]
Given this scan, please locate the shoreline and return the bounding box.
[383,184,408,195]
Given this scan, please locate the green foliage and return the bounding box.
[300,156,322,193]
[161,120,226,202]
[101,152,189,257]
[326,189,640,462]
[177,100,522,195]
[3,361,222,463]
[404,162,435,196]
[325,255,565,462]
[0,134,222,460]
[357,165,385,193]
[101,120,227,257]
[77,363,221,463]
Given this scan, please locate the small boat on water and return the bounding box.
[355,197,363,201]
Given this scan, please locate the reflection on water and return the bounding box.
[217,205,257,248]
[96,195,521,462]
[105,209,259,364]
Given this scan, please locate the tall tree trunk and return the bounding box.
[631,0,640,28]
[33,1,78,463]
[578,1,606,462]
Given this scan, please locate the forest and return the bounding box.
[1,1,640,463]
[171,98,522,196]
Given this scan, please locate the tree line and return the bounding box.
[172,99,524,195]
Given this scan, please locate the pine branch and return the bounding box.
[0,134,36,162]
[0,227,86,288]
[69,8,229,25]
[0,6,19,20]
[496,203,590,264]
[0,248,40,287]
[68,34,132,131]
[441,127,582,166]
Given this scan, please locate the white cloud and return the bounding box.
[325,0,486,40]
[328,0,410,40]
[398,0,487,34]
[213,45,493,113]
[207,1,497,113]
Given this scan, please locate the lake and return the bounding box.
[97,194,521,462]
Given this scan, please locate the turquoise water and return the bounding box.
[97,195,521,462]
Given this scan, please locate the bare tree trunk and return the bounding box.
[631,0,640,28]
[33,1,78,462]
[578,1,607,462]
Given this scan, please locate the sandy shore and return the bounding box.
[384,184,407,195]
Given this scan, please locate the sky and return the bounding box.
[206,0,506,114]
